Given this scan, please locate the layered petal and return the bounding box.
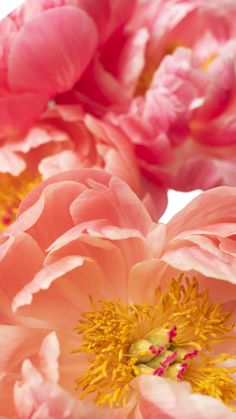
[8,7,98,96]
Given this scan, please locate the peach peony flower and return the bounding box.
[1,169,236,418]
[0,104,167,230]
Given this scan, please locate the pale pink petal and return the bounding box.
[14,332,131,418]
[118,28,149,96]
[0,147,25,175]
[38,332,60,383]
[14,356,127,419]
[0,325,47,417]
[39,150,83,179]
[132,375,236,419]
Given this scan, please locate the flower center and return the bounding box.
[0,171,41,231]
[135,41,216,96]
[73,275,236,408]
[135,40,184,96]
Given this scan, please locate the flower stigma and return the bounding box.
[73,275,236,409]
[0,171,41,231]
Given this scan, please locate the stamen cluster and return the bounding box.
[74,276,236,408]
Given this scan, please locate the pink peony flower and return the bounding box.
[0,0,136,124]
[64,0,236,192]
[0,1,99,135]
[1,169,236,417]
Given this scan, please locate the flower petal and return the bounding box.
[8,7,98,96]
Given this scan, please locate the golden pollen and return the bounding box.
[73,275,236,409]
[0,171,41,231]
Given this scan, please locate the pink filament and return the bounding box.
[153,367,165,376]
[183,349,198,360]
[160,351,178,369]
[177,363,188,380]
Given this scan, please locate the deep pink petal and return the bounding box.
[0,93,47,137]
[8,7,98,96]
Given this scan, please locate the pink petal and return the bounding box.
[38,332,60,383]
[8,7,98,96]
[74,0,136,44]
[0,93,47,137]
[132,375,236,419]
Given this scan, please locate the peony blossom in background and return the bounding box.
[0,0,168,226]
[1,0,236,228]
[1,169,236,417]
[72,0,236,192]
[0,102,167,229]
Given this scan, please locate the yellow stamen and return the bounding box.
[73,275,236,408]
[185,360,236,406]
[0,171,41,231]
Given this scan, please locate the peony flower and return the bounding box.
[1,169,236,417]
[0,0,137,134]
[0,104,167,230]
[65,0,236,192]
[0,1,99,135]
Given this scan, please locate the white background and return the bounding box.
[160,189,201,223]
[0,0,25,20]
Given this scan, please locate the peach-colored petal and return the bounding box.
[14,332,131,419]
[166,186,236,241]
[0,233,44,322]
[6,181,87,249]
[2,172,236,417]
[0,325,47,417]
[70,177,154,235]
[162,246,236,284]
